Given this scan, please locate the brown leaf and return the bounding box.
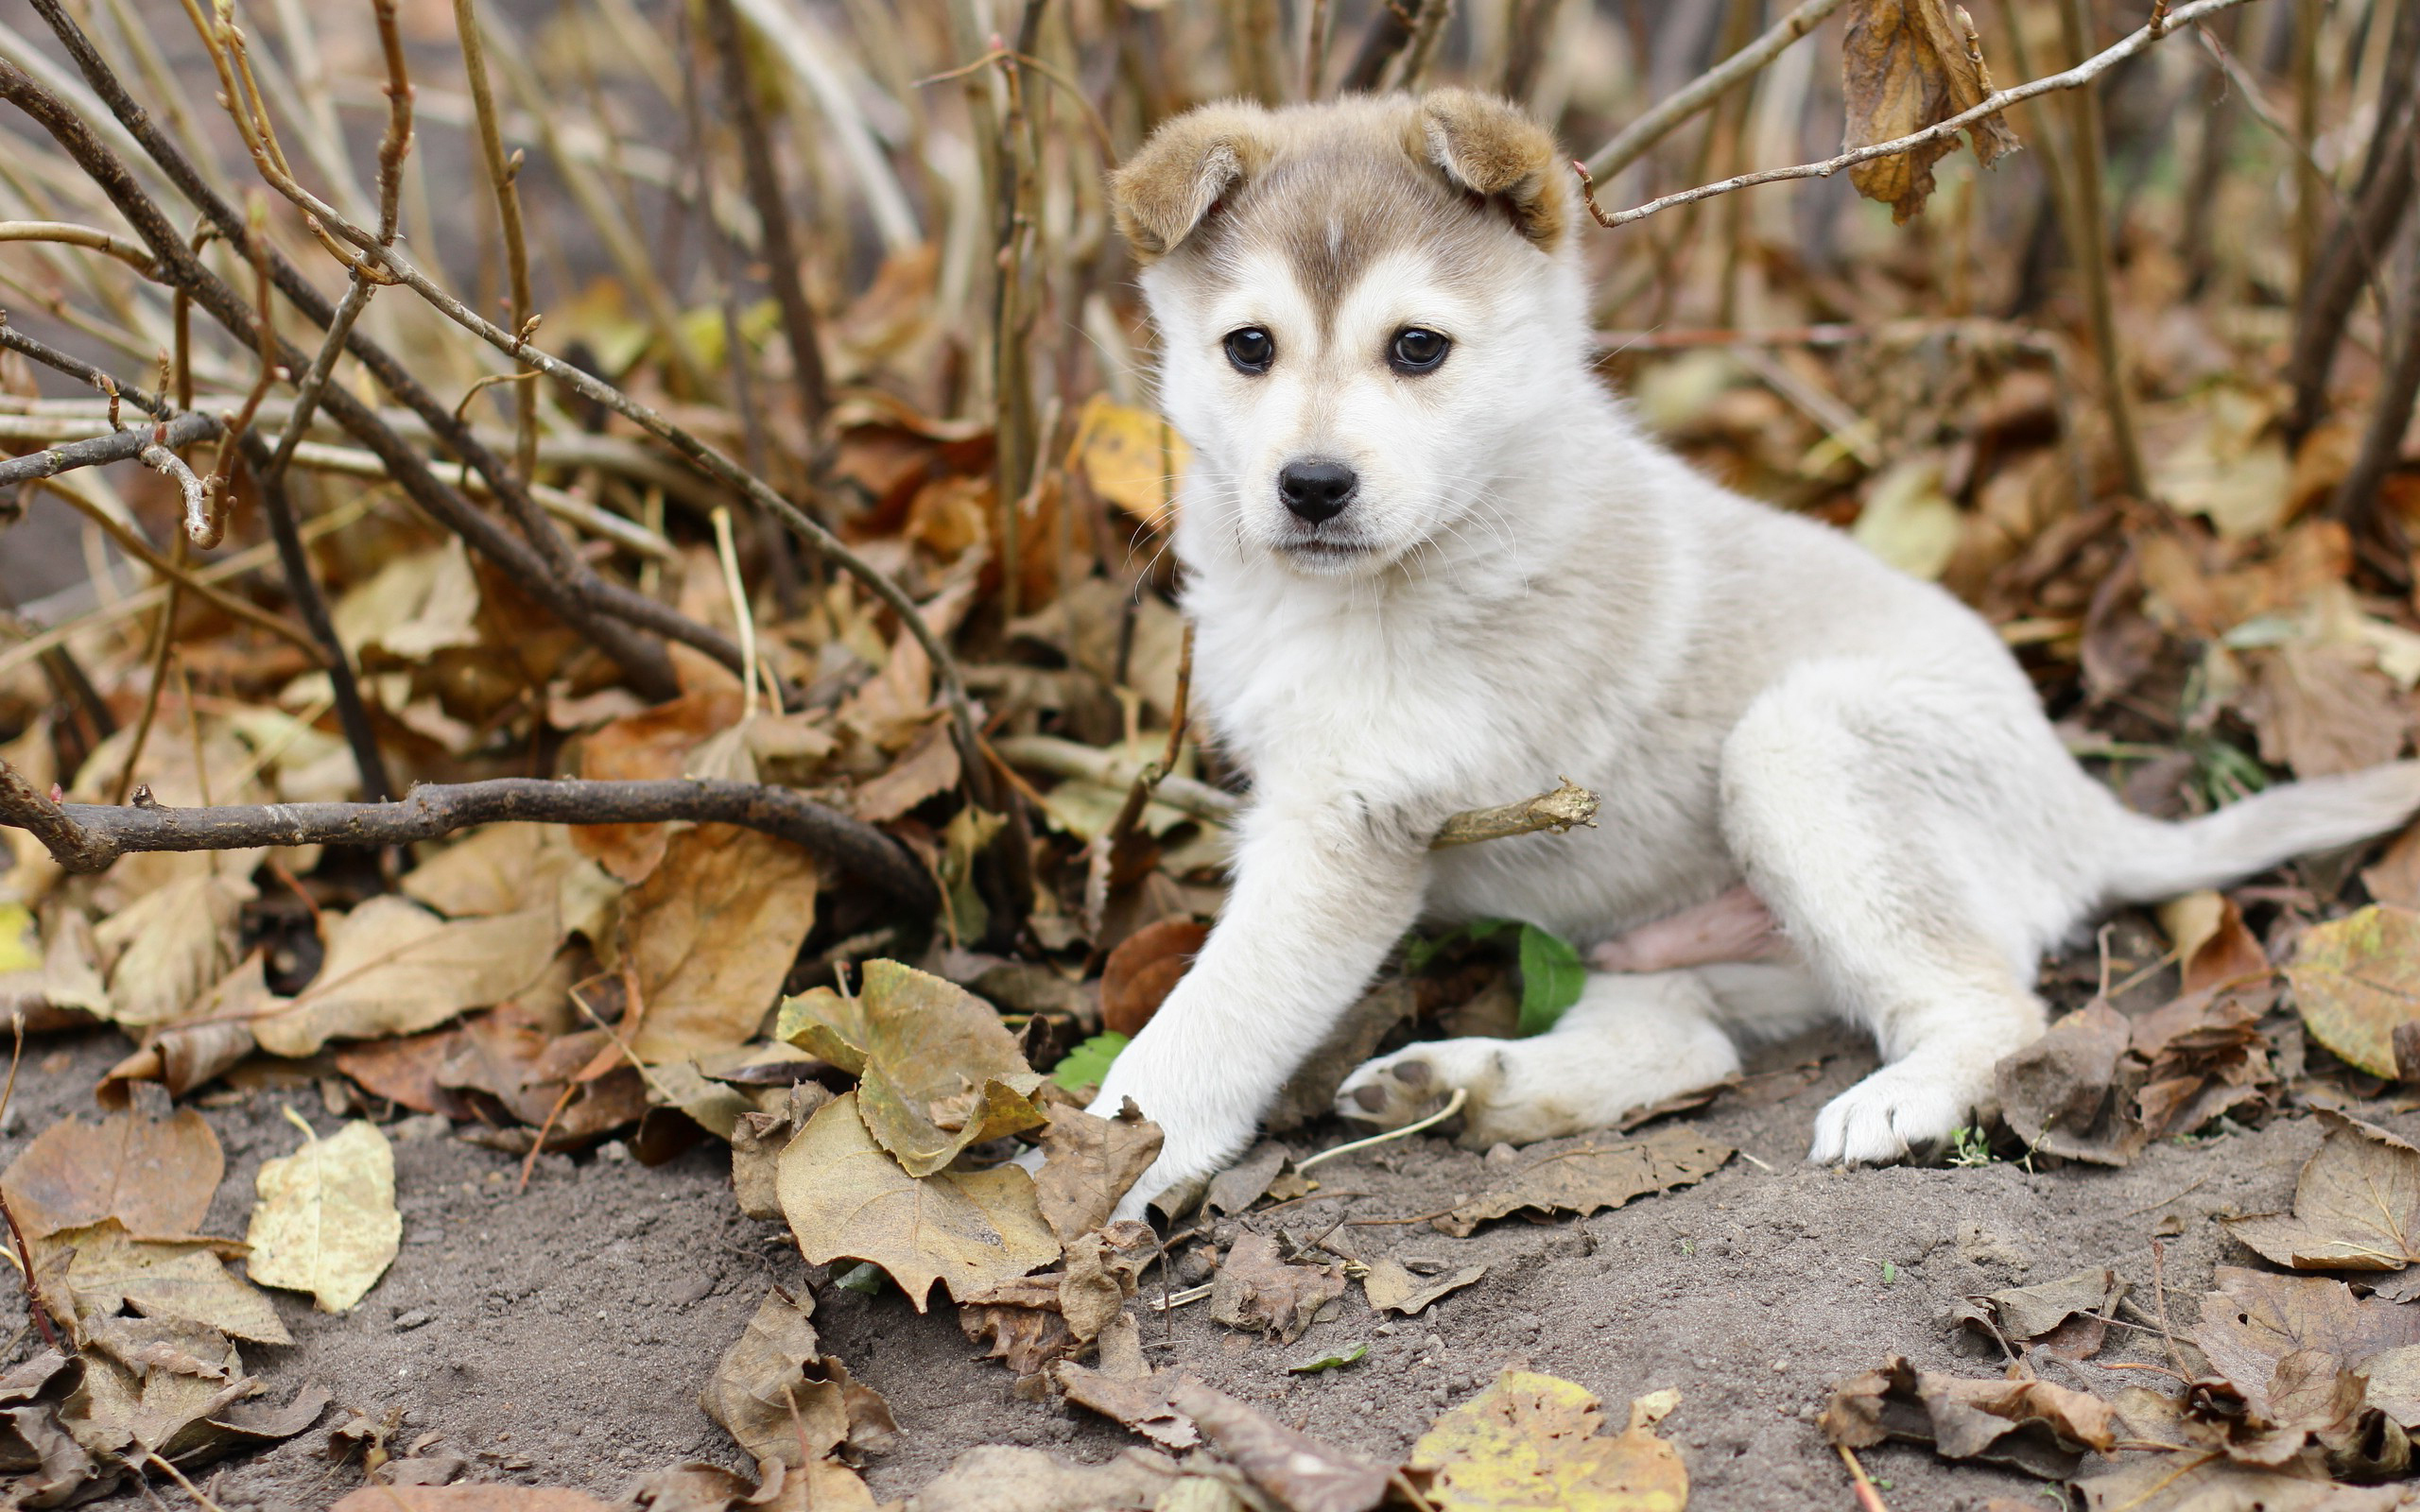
[329,1488,620,1512]
[900,1444,1189,1512]
[101,953,275,1106]
[570,688,744,884]
[93,869,254,1029]
[1201,1145,1291,1218]
[958,1274,1080,1379]
[1033,1100,1163,1244]
[2075,1454,2405,1512]
[777,960,1044,1177]
[1951,1267,2128,1361]
[850,718,960,823]
[2246,643,2411,780]
[1995,1001,2146,1163]
[774,1091,1059,1310]
[1051,1314,1199,1451]
[1433,1128,1733,1237]
[2290,906,2420,1078]
[701,1289,894,1469]
[2193,1267,2420,1418]
[2226,1112,2420,1275]
[732,1082,832,1221]
[1207,1232,1346,1344]
[1098,919,1205,1038]
[30,1220,291,1347]
[1,1106,222,1241]
[1059,1222,1154,1342]
[1169,1378,1391,1512]
[1264,982,1419,1136]
[1841,0,2022,222]
[1363,1258,1487,1317]
[2362,824,2420,910]
[624,825,820,1065]
[252,897,558,1058]
[1821,1355,2116,1478]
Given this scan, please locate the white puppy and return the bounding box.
[1084,90,2420,1220]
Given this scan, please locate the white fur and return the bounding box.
[1084,141,2420,1224]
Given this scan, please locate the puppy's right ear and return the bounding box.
[1110,105,1271,259]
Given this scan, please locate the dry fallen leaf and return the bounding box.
[2225,1112,2420,1276]
[569,688,744,884]
[1821,1355,2117,1479]
[623,825,820,1065]
[701,1288,895,1469]
[1075,396,1190,525]
[252,897,557,1057]
[1407,1368,1686,1512]
[329,1488,619,1512]
[1951,1267,2128,1361]
[30,1220,291,1347]
[1364,1257,1487,1317]
[1171,1378,1392,1512]
[775,1091,1058,1310]
[851,718,960,823]
[1841,0,2021,222]
[1052,1314,1200,1451]
[2289,906,2420,1078]
[900,1443,1189,1512]
[1434,1130,1733,1237]
[243,1115,401,1313]
[0,1106,222,1241]
[2193,1267,2420,1419]
[1098,919,1205,1037]
[1208,1231,1346,1344]
[2074,1453,2404,1512]
[2246,643,2411,781]
[778,960,1046,1177]
[1032,1100,1163,1244]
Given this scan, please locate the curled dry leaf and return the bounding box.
[1996,988,2276,1166]
[1364,1258,1487,1318]
[252,897,558,1058]
[1434,1129,1733,1237]
[1208,1231,1346,1345]
[1841,0,2021,222]
[774,1091,1059,1310]
[2074,1454,2406,1512]
[1406,1368,1687,1512]
[700,1289,895,1469]
[30,1220,291,1347]
[778,960,1045,1177]
[2225,1112,2420,1275]
[624,825,820,1065]
[0,1106,222,1241]
[1821,1355,2117,1479]
[1098,918,1206,1037]
[2289,906,2420,1079]
[243,1117,401,1313]
[1032,1100,1163,1244]
[100,953,274,1105]
[92,868,254,1029]
[1169,1378,1392,1512]
[1201,1145,1292,1218]
[2245,643,2411,782]
[329,1488,620,1512]
[1951,1266,2128,1361]
[1052,1314,1200,1451]
[851,718,960,824]
[2192,1267,2420,1420]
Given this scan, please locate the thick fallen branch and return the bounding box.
[1581,0,2257,229]
[0,760,938,915]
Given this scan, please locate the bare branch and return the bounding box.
[1428,781,1600,848]
[1582,0,1851,180]
[1582,0,2258,229]
[0,410,216,486]
[0,218,161,277]
[0,762,938,914]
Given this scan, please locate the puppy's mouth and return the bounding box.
[1279,536,1373,558]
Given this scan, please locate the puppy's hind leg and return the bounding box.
[1335,969,1744,1147]
[1720,663,2053,1165]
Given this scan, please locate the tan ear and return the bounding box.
[1419,89,1569,250]
[1110,104,1273,259]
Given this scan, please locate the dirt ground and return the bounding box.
[9,1000,2346,1512]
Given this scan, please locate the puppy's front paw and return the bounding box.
[1334,1040,1515,1146]
[1807,1060,1980,1165]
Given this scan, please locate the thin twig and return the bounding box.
[0,218,160,277]
[1583,0,1851,180]
[450,0,536,483]
[1837,1443,1892,1512]
[0,1022,62,1352]
[1298,1088,1468,1173]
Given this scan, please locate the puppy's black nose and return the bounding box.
[1278,459,1357,524]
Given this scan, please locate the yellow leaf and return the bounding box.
[1851,456,1959,581]
[775,1091,1059,1311]
[0,902,34,974]
[1409,1369,1687,1512]
[1076,395,1188,524]
[245,1114,401,1313]
[2289,905,2420,1078]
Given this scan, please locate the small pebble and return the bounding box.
[393,1308,432,1332]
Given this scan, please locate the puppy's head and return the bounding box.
[1112,92,1587,576]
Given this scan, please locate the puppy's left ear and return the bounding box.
[1419,90,1570,251]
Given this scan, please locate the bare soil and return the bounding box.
[13,1005,2343,1512]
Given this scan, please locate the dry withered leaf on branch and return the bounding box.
[1951,1266,2128,1360]
[778,960,1046,1177]
[243,1117,400,1313]
[1208,1231,1346,1344]
[1841,0,2022,222]
[30,1220,290,1347]
[624,825,820,1065]
[2289,906,2420,1078]
[1820,1356,2117,1478]
[251,897,558,1057]
[900,1443,1190,1512]
[1032,1100,1163,1244]
[0,1106,222,1240]
[701,1289,895,1469]
[1433,1129,1733,1237]
[2193,1267,2420,1419]
[775,1091,1058,1309]
[1098,919,1206,1037]
[1407,1369,1685,1512]
[1364,1257,1488,1318]
[2225,1112,2420,1278]
[1170,1378,1392,1512]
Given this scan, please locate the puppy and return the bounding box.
[1083,90,2420,1221]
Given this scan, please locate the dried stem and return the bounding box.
[2052,0,2148,500]
[1582,0,1850,180]
[450,0,536,483]
[1428,780,1600,848]
[0,761,936,913]
[0,218,161,277]
[2332,136,2420,537]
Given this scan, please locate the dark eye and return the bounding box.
[1390,327,1450,374]
[1223,328,1274,374]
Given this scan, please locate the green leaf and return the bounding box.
[1288,1342,1368,1374]
[1403,918,1512,976]
[1516,924,1586,1037]
[1051,1031,1130,1092]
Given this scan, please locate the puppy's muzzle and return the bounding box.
[1278,458,1357,524]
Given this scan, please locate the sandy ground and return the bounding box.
[10,1008,2342,1512]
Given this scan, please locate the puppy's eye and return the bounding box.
[1389,327,1450,374]
[1223,328,1274,374]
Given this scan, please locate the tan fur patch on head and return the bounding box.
[1109,102,1276,259]
[1417,89,1569,251]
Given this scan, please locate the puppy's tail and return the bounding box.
[2100,761,2420,903]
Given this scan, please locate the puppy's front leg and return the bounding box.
[1090,794,1428,1220]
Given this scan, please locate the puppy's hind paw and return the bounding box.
[1334,1040,1506,1141]
[1807,1061,1977,1166]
